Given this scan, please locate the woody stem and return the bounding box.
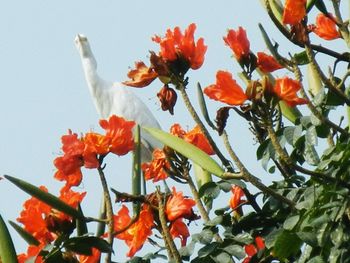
[97,166,114,263]
[156,189,182,263]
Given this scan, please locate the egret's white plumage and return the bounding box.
[74,34,162,161]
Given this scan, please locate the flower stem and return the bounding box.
[97,166,114,263]
[156,189,182,263]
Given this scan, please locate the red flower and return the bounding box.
[170,123,186,138]
[223,27,250,60]
[152,23,207,70]
[169,218,190,246]
[273,77,308,107]
[114,205,154,257]
[166,187,196,221]
[123,61,158,88]
[18,243,45,263]
[99,115,135,156]
[204,70,248,106]
[257,52,283,73]
[142,148,170,182]
[229,186,245,210]
[311,13,341,40]
[57,187,86,220]
[79,248,101,263]
[17,186,54,244]
[282,0,306,25]
[243,237,265,263]
[183,125,214,155]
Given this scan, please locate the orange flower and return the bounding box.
[57,187,86,220]
[166,187,196,221]
[152,23,207,70]
[18,243,45,263]
[312,13,340,40]
[169,218,190,246]
[123,61,158,88]
[115,205,154,257]
[170,123,186,138]
[54,169,83,189]
[61,129,85,156]
[257,52,283,73]
[282,0,306,25]
[229,186,245,210]
[99,115,135,156]
[223,27,250,60]
[142,148,170,182]
[273,77,308,107]
[243,237,265,263]
[204,71,248,106]
[183,125,214,155]
[79,247,101,263]
[17,186,54,244]
[113,205,133,240]
[83,132,110,168]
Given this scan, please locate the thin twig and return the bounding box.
[222,131,295,209]
[156,189,182,263]
[97,166,114,263]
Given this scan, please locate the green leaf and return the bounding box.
[9,220,40,246]
[213,252,232,263]
[143,127,224,177]
[307,256,326,263]
[223,244,245,259]
[307,63,323,98]
[233,233,253,245]
[76,204,88,236]
[274,231,303,260]
[306,126,318,146]
[279,100,302,124]
[297,232,318,247]
[198,243,218,258]
[197,82,216,130]
[264,228,283,249]
[0,215,17,263]
[294,51,310,65]
[198,182,220,199]
[5,175,83,219]
[283,215,300,230]
[63,236,111,255]
[132,125,142,215]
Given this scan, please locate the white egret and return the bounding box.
[74,34,162,162]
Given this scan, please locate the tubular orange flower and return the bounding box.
[123,61,158,88]
[152,23,207,70]
[257,52,283,73]
[54,169,83,189]
[57,187,86,221]
[115,205,154,257]
[113,205,133,240]
[61,129,85,156]
[223,27,250,60]
[169,218,190,246]
[99,115,135,156]
[282,0,306,25]
[243,237,265,263]
[142,148,170,182]
[229,186,245,210]
[273,77,308,107]
[170,123,186,138]
[204,70,248,106]
[18,243,45,263]
[166,187,196,221]
[183,125,214,155]
[312,13,341,40]
[79,248,101,263]
[17,186,54,244]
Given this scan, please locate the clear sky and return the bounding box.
[0,0,347,261]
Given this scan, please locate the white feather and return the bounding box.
[74,34,162,161]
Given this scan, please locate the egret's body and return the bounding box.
[74,34,162,161]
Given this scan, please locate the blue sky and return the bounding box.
[0,0,348,261]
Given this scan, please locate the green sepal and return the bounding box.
[9,220,40,246]
[5,175,84,220]
[143,127,224,177]
[0,214,17,263]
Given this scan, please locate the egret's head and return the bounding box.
[74,34,93,58]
